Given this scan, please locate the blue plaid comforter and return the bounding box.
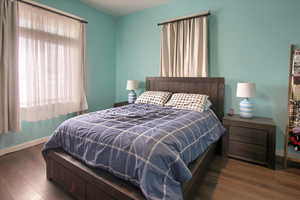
[43,104,225,200]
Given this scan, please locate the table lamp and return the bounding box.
[236,82,256,118]
[126,80,139,103]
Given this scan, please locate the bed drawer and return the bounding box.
[52,162,86,200]
[229,126,267,146]
[87,183,117,200]
[228,141,267,164]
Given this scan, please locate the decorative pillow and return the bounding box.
[135,91,172,106]
[165,93,209,112]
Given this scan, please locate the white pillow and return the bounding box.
[165,93,209,112]
[135,91,172,106]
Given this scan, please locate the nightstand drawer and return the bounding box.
[229,141,267,164]
[230,126,267,146]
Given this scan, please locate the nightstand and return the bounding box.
[223,115,276,169]
[113,101,129,107]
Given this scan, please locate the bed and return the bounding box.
[43,77,225,200]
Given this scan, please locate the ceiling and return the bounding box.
[80,0,170,16]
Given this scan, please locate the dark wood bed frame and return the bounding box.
[45,77,225,200]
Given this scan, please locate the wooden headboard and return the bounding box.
[146,77,225,120]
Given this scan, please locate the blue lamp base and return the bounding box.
[128,90,137,104]
[239,98,253,118]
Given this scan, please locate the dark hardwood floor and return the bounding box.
[0,144,299,200]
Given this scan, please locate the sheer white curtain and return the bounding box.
[19,2,88,122]
[160,16,208,77]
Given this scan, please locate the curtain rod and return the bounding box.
[17,0,88,24]
[157,11,210,26]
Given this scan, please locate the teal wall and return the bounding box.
[115,0,300,154]
[2,0,300,157]
[0,0,116,150]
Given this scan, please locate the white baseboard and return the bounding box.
[276,149,300,159]
[0,136,49,157]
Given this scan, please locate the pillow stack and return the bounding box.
[135,91,171,106]
[165,93,209,112]
[135,91,212,112]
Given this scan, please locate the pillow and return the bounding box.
[135,91,172,106]
[204,99,212,110]
[165,93,209,112]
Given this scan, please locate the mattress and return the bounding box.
[43,103,225,200]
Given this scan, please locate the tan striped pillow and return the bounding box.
[135,91,172,106]
[165,93,209,112]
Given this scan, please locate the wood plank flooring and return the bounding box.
[0,144,299,200]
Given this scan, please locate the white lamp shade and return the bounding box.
[126,80,139,90]
[236,82,256,98]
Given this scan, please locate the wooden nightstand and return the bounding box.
[113,101,129,107]
[223,115,276,169]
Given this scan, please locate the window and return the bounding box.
[18,3,87,122]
